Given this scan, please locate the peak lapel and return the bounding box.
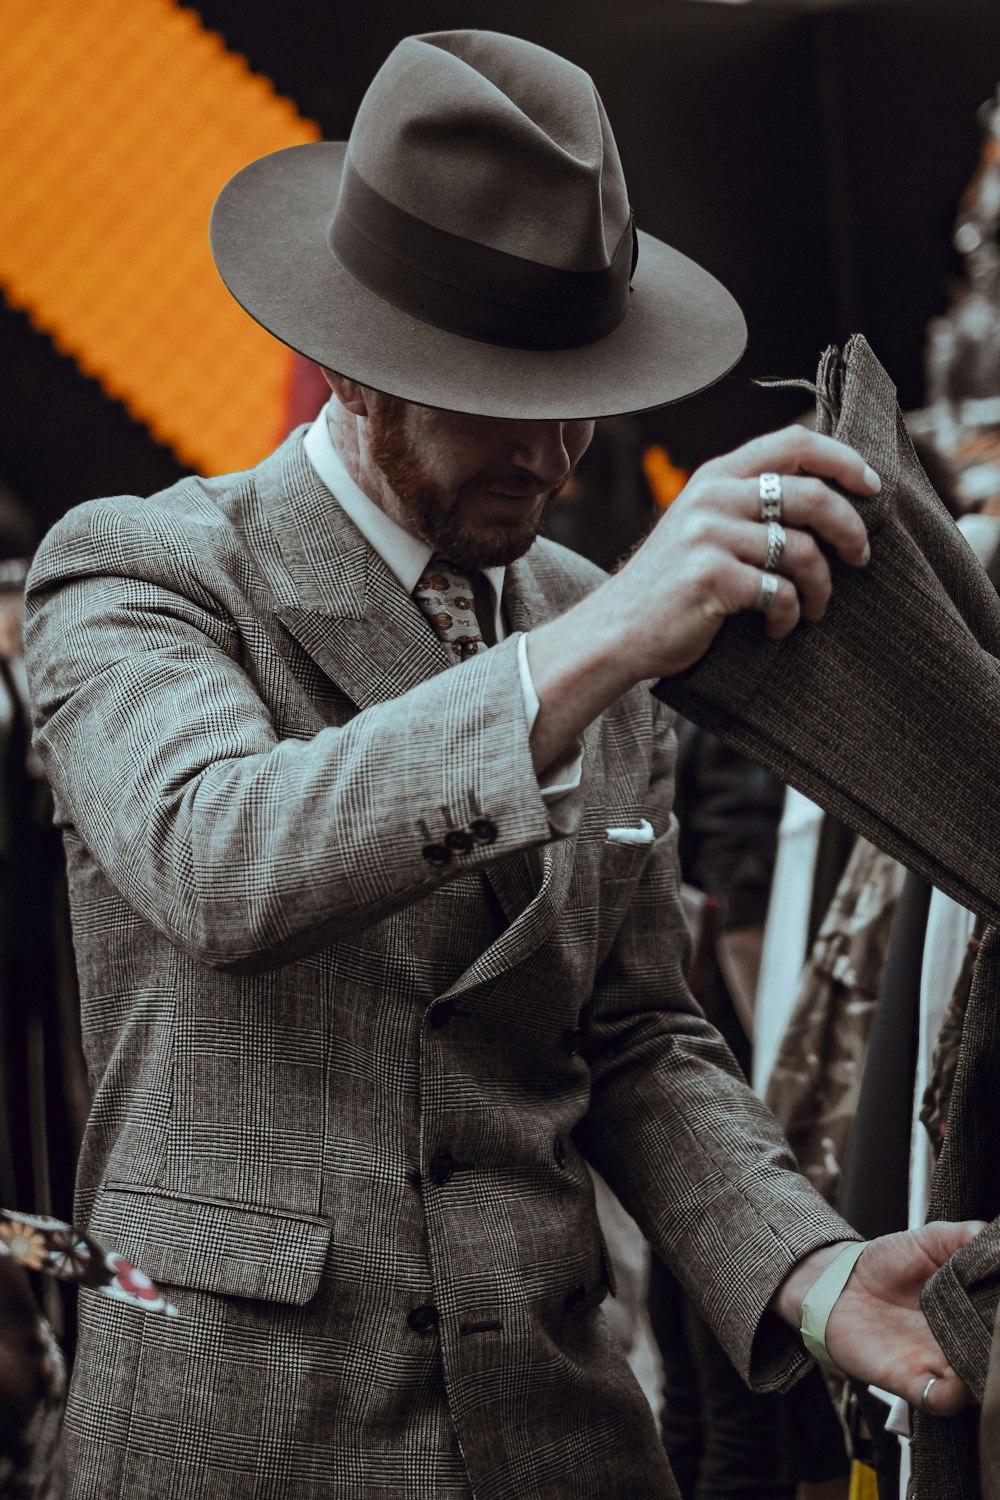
[259,432,450,710]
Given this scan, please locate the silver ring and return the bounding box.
[759,472,784,522]
[752,571,779,613]
[921,1376,938,1412]
[764,520,787,572]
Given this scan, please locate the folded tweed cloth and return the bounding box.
[655,334,1000,1500]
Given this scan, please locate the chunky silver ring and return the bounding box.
[921,1376,938,1412]
[764,520,787,572]
[752,571,779,613]
[759,472,784,522]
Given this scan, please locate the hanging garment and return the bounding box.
[655,334,1000,1500]
[838,871,930,1240]
[765,836,904,1205]
[920,916,985,1159]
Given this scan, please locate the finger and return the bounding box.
[917,1219,988,1265]
[917,1367,974,1418]
[733,563,801,639]
[716,424,882,498]
[708,517,834,623]
[695,477,869,567]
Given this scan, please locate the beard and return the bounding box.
[366,394,564,569]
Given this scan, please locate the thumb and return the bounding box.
[917,1219,987,1266]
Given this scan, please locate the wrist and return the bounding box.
[770,1239,863,1330]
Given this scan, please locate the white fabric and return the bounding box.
[304,405,583,799]
[752,788,823,1094]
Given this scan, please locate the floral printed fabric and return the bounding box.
[0,1207,178,1317]
[764,837,905,1206]
[412,557,489,661]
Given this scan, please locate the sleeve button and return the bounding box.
[422,843,451,867]
[469,818,497,844]
[445,829,474,853]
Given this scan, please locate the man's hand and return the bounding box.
[527,424,878,777]
[773,1222,985,1415]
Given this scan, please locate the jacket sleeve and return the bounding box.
[576,699,856,1395]
[24,497,566,973]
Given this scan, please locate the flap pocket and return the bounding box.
[92,1183,331,1306]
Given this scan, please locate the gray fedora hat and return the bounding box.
[210,30,746,419]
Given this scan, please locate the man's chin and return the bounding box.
[438,522,542,569]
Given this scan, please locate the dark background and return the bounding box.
[4,0,1000,532]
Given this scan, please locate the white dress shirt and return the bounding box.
[303,405,582,800]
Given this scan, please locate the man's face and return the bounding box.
[365,392,595,569]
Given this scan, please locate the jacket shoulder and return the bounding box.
[26,468,256,601]
[526,534,609,607]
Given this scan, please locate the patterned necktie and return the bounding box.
[412,555,496,660]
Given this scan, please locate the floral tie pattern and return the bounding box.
[413,555,489,662]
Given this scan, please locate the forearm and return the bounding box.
[525,581,642,776]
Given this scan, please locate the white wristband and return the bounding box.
[800,1240,869,1370]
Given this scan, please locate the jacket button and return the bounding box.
[430,1000,455,1028]
[564,1284,587,1314]
[553,1136,566,1168]
[430,1148,455,1186]
[445,829,474,854]
[469,818,497,844]
[407,1304,439,1334]
[563,1027,585,1056]
[422,843,450,867]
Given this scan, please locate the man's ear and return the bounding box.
[322,368,370,417]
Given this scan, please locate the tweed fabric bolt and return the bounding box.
[656,335,1000,1500]
[25,429,854,1499]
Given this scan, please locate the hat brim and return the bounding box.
[211,142,747,420]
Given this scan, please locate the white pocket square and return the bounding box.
[604,818,654,845]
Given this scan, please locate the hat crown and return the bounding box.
[347,31,630,274]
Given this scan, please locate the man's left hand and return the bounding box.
[774,1221,985,1414]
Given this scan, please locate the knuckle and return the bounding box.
[802,476,831,510]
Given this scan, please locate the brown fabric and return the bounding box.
[981,1300,1000,1500]
[655,337,1000,929]
[654,335,1000,1499]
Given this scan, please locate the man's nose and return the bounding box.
[508,422,573,483]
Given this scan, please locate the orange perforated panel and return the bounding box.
[0,0,320,476]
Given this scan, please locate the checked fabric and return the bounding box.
[413,555,496,658]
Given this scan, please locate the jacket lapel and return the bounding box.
[259,431,451,711]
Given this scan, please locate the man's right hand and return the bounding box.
[527,424,879,776]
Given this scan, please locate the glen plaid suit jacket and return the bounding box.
[24,430,853,1500]
[656,335,1000,1500]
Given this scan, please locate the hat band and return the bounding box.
[328,160,636,351]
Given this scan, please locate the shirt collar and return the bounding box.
[303,404,505,630]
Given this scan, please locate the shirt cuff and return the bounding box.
[515,631,583,803]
